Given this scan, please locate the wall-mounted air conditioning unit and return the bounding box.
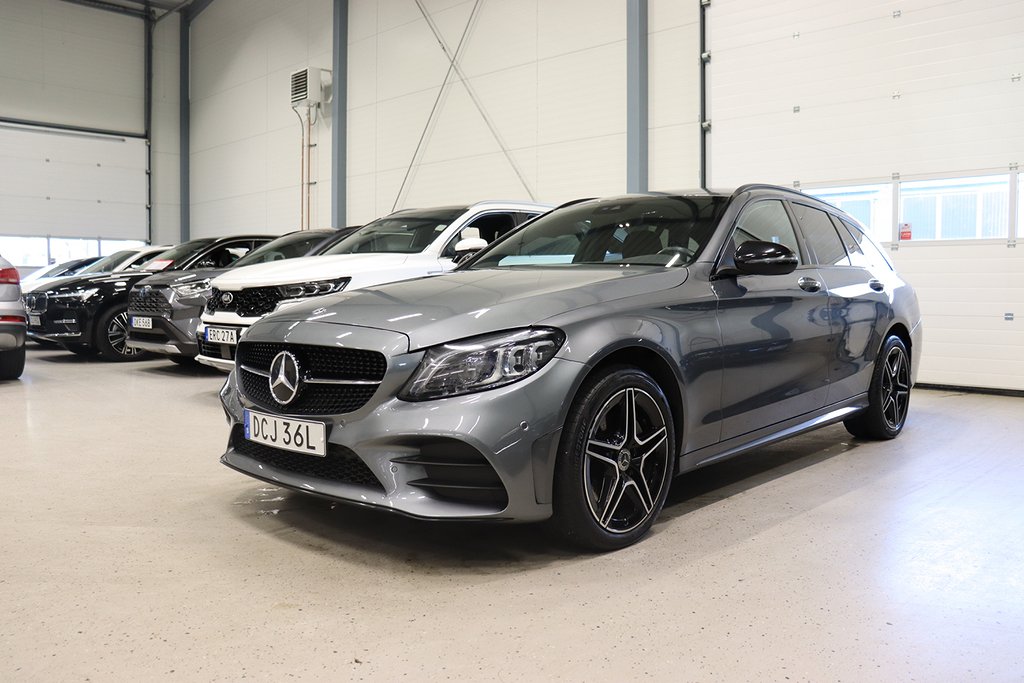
[290,67,324,107]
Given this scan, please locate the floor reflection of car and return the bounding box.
[0,254,27,380]
[125,229,355,364]
[219,184,921,551]
[24,235,274,361]
[196,201,549,371]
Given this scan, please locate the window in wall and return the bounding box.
[101,239,145,255]
[48,237,101,264]
[804,184,892,245]
[1018,174,1023,239]
[0,236,48,267]
[899,175,1009,241]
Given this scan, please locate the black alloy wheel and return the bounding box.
[553,366,674,551]
[844,334,911,439]
[95,306,146,362]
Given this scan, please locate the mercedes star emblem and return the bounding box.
[221,292,234,304]
[269,351,301,405]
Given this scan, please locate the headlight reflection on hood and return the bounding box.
[399,327,564,401]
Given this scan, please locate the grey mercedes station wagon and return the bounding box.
[219,184,922,550]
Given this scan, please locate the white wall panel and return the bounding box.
[346,0,628,222]
[0,0,144,134]
[0,124,147,240]
[189,0,333,236]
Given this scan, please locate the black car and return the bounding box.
[24,235,273,361]
[126,229,355,362]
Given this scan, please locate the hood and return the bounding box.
[134,268,227,287]
[212,253,412,289]
[39,270,153,295]
[264,266,688,349]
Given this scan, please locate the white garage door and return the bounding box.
[0,121,147,241]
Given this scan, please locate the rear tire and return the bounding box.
[844,335,911,439]
[94,306,147,362]
[0,345,25,380]
[552,366,675,552]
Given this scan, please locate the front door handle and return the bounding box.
[798,276,821,293]
[869,279,885,292]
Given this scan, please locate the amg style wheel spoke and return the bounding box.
[583,385,671,535]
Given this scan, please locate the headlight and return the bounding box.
[399,327,564,401]
[171,279,212,298]
[50,288,98,302]
[278,278,349,299]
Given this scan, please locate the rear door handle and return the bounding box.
[798,276,821,293]
[869,279,885,292]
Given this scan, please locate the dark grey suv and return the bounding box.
[219,184,922,550]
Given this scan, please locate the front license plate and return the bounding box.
[205,326,238,345]
[131,316,152,329]
[28,314,41,326]
[244,409,326,457]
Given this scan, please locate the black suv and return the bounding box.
[125,229,353,363]
[24,235,273,361]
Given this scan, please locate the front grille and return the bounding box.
[207,286,284,318]
[129,287,171,316]
[198,335,237,361]
[24,292,47,312]
[239,342,386,381]
[230,426,383,491]
[236,342,386,416]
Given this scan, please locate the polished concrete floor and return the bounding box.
[2,345,1023,681]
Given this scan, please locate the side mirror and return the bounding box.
[454,237,488,254]
[734,240,798,276]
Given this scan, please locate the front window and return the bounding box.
[323,208,466,255]
[77,250,137,274]
[231,231,329,268]
[468,196,729,269]
[141,239,215,270]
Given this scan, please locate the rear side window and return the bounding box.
[791,202,849,266]
[837,217,893,271]
[732,200,802,264]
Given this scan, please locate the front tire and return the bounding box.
[0,345,25,380]
[94,306,147,362]
[844,335,911,439]
[552,366,675,551]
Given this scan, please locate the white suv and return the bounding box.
[195,201,551,370]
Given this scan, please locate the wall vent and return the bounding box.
[290,68,323,107]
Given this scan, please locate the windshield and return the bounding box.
[140,238,215,270]
[468,196,730,269]
[77,250,136,275]
[231,231,331,268]
[322,208,466,255]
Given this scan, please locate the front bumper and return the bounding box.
[125,288,204,357]
[219,320,582,522]
[194,319,250,371]
[25,302,89,342]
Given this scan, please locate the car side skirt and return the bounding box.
[678,393,869,474]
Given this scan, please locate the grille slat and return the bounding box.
[129,288,171,316]
[198,335,237,361]
[230,426,383,491]
[24,293,47,312]
[207,287,284,318]
[236,341,385,415]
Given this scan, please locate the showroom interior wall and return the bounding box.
[707,0,1024,391]
[187,0,334,237]
[0,0,148,259]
